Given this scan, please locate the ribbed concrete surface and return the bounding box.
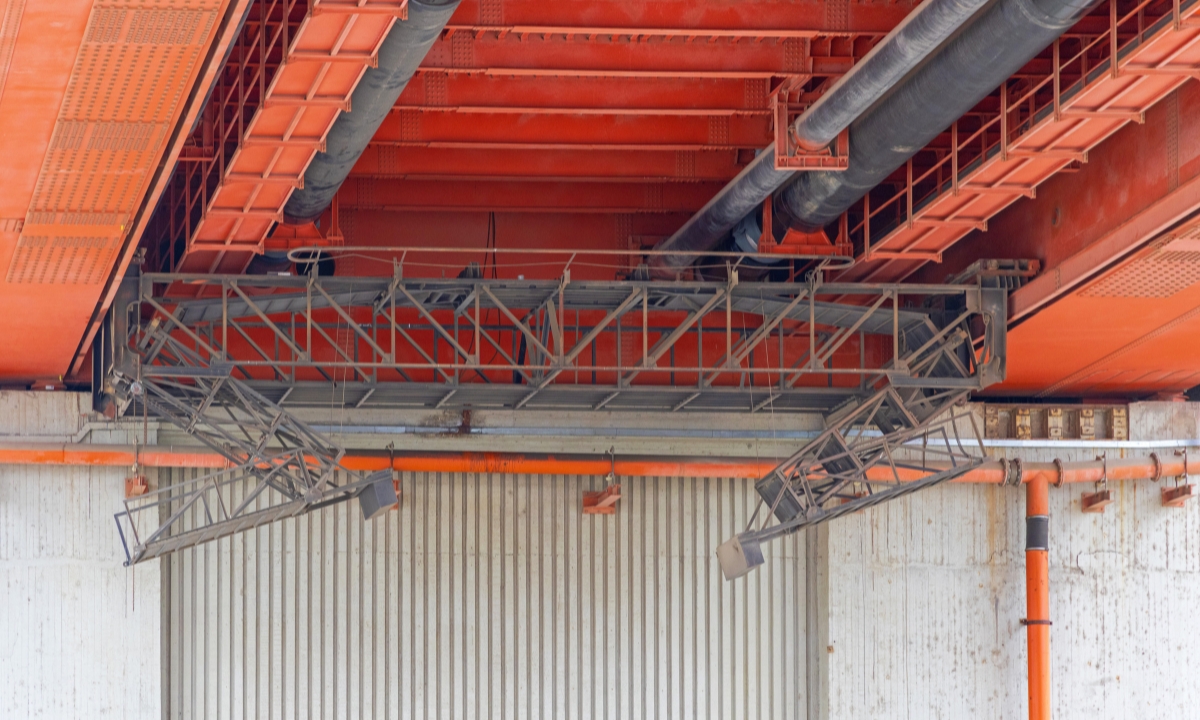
[0,391,160,720]
[164,470,807,720]
[828,437,1200,719]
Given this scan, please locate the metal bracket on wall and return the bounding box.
[1081,453,1113,513]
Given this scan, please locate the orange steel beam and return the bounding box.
[838,0,1200,284]
[175,2,406,274]
[444,25,841,39]
[334,177,725,213]
[417,33,860,79]
[396,74,776,114]
[371,109,772,148]
[0,443,1187,483]
[1025,475,1051,720]
[447,0,914,36]
[350,145,748,180]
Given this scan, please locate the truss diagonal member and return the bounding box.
[514,288,644,408]
[481,285,554,361]
[228,282,308,359]
[311,281,392,362]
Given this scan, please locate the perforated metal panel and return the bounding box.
[0,0,25,105]
[6,1,220,286]
[1081,234,1200,298]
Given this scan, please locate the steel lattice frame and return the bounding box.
[718,290,998,578]
[104,270,1006,565]
[122,272,1007,413]
[108,319,388,565]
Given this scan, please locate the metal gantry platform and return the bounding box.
[106,271,1006,413]
[101,269,1006,563]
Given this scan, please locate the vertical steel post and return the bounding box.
[1001,81,1009,161]
[863,190,871,254]
[951,120,959,195]
[1025,476,1051,720]
[221,280,228,361]
[906,158,914,228]
[1110,0,1119,79]
[1053,40,1061,121]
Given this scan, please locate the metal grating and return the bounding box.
[839,0,1200,283]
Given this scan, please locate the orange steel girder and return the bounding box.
[416,32,862,80]
[447,0,912,36]
[174,1,407,275]
[350,145,749,180]
[395,74,777,115]
[168,0,914,273]
[326,177,727,214]
[929,75,1200,397]
[838,0,1200,284]
[369,109,773,150]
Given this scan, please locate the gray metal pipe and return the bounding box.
[773,0,1097,235]
[650,0,992,276]
[283,0,461,224]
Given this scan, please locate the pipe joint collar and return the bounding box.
[1026,515,1049,551]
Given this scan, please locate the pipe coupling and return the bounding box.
[1026,515,1049,552]
[1002,457,1023,487]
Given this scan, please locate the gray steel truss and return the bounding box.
[122,271,1007,413]
[718,304,996,578]
[104,270,1006,566]
[107,309,391,565]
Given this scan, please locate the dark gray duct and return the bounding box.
[283,0,460,224]
[772,0,1096,235]
[649,0,992,275]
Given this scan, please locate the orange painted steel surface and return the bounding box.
[169,0,912,271]
[1025,476,1051,720]
[1006,234,1200,397]
[839,0,1200,284]
[172,0,407,274]
[943,77,1200,397]
[0,0,237,381]
[371,109,773,150]
[395,74,776,116]
[331,177,727,213]
[350,144,749,180]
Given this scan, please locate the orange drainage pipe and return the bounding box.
[0,443,1188,482]
[1025,475,1052,720]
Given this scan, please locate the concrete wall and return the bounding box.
[3,393,1200,719]
[826,402,1200,720]
[0,392,161,720]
